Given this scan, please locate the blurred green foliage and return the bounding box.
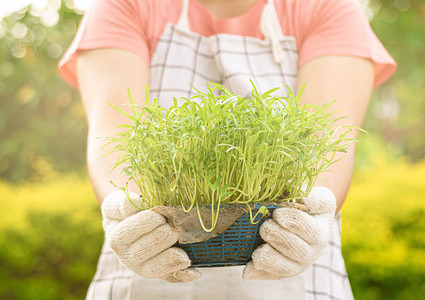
[0,1,86,183]
[364,0,425,160]
[0,152,424,299]
[0,212,103,300]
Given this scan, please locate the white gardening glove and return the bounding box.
[102,191,201,283]
[243,186,337,280]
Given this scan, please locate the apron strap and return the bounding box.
[260,0,284,63]
[177,0,190,30]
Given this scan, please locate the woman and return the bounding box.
[58,0,396,299]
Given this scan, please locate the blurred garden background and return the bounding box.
[0,0,424,299]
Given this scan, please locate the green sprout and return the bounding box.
[103,81,356,231]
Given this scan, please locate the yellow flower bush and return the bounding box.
[0,173,102,300]
[342,151,425,300]
[0,174,99,231]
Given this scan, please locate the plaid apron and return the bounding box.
[86,0,354,299]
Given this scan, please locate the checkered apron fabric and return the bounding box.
[149,24,298,108]
[85,0,354,299]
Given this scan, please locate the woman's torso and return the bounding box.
[86,1,354,299]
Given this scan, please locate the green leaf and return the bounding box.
[258,206,269,217]
[127,88,137,116]
[144,84,151,106]
[107,103,132,120]
[219,183,232,196]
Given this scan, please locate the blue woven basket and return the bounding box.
[177,204,277,267]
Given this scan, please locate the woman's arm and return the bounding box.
[296,55,375,213]
[77,49,202,283]
[77,48,150,205]
[243,55,374,280]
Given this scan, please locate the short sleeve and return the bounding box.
[58,0,150,89]
[297,0,397,88]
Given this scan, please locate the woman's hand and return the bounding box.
[243,186,336,280]
[102,191,201,283]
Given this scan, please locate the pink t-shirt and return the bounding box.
[58,0,396,89]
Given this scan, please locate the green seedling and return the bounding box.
[103,81,356,231]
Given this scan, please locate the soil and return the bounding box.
[152,201,308,244]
